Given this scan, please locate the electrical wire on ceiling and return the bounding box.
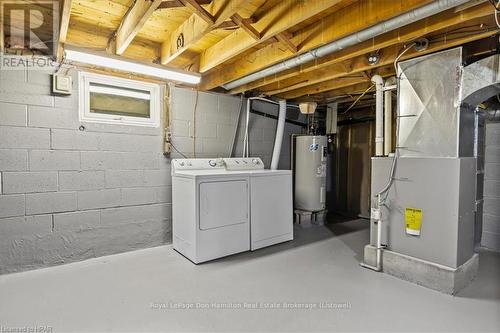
[394,43,417,76]
[341,84,375,114]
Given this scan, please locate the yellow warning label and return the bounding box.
[405,208,423,236]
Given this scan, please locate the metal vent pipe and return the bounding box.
[372,75,385,156]
[222,0,470,91]
[384,77,397,155]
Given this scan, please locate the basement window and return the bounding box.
[79,72,160,127]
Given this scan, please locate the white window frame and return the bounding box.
[79,71,161,127]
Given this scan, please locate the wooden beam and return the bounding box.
[272,29,498,99]
[160,0,253,65]
[263,55,383,96]
[275,32,297,53]
[276,68,393,100]
[454,0,487,12]
[115,0,163,55]
[157,0,212,10]
[225,2,493,94]
[57,0,72,61]
[65,21,160,62]
[198,0,348,73]
[180,0,214,24]
[360,71,371,80]
[217,20,238,29]
[230,13,260,40]
[280,77,372,100]
[158,0,184,9]
[293,81,374,103]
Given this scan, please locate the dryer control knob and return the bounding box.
[208,160,217,167]
[252,159,260,165]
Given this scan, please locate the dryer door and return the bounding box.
[199,180,248,230]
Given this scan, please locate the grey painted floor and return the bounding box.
[0,219,499,332]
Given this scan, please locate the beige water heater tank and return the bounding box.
[294,135,327,212]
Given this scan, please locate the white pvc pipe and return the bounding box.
[384,77,397,156]
[243,98,251,157]
[372,75,384,156]
[270,100,287,170]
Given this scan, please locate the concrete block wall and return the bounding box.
[170,91,304,169]
[0,66,171,274]
[0,71,301,274]
[232,100,304,169]
[482,122,500,252]
[169,87,242,158]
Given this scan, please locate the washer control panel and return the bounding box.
[223,158,264,171]
[172,158,225,172]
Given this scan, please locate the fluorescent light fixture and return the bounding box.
[65,48,201,85]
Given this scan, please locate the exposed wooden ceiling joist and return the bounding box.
[230,13,260,40]
[180,0,215,24]
[268,27,497,98]
[198,0,347,74]
[294,81,375,103]
[115,0,163,55]
[57,0,73,60]
[160,0,257,65]
[200,0,442,91]
[275,32,297,53]
[290,29,498,103]
[275,68,394,101]
[66,21,160,62]
[157,0,212,10]
[454,0,487,12]
[227,2,494,94]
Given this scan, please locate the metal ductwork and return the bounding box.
[222,0,470,91]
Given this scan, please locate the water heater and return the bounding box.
[294,135,327,212]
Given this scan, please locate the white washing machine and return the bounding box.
[172,157,293,263]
